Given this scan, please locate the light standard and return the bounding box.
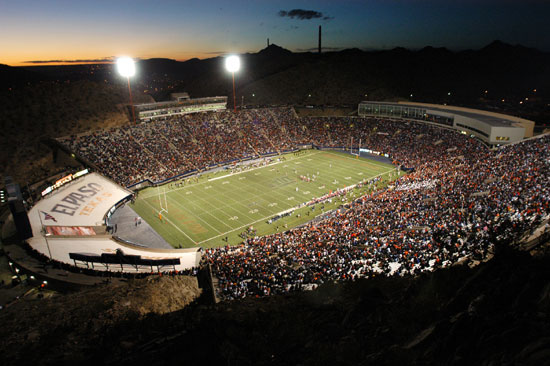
[225,55,240,113]
[117,57,136,124]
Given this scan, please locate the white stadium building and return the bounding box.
[27,172,200,273]
[358,101,535,146]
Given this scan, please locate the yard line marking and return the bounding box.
[206,151,322,182]
[196,166,398,246]
[141,198,197,245]
[140,151,324,198]
[170,191,233,232]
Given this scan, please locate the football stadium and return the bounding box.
[2,1,550,363]
[3,87,546,299]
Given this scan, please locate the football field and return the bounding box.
[131,150,399,248]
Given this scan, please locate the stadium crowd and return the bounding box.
[205,131,549,300]
[57,108,550,300]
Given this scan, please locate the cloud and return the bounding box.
[278,9,332,20]
[23,57,115,64]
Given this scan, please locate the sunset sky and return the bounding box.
[1,0,549,66]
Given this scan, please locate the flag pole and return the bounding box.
[38,212,53,259]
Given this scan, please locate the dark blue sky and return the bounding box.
[1,0,548,66]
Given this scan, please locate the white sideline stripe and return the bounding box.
[324,150,392,169]
[198,166,397,245]
[141,150,322,198]
[142,198,198,245]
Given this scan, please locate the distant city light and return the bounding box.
[225,55,240,73]
[116,57,135,77]
[447,92,451,96]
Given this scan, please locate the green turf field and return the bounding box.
[131,150,401,248]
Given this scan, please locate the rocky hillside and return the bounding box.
[0,275,200,365]
[0,78,152,183]
[1,244,549,365]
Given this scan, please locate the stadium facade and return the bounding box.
[27,172,201,273]
[134,94,227,122]
[358,101,534,146]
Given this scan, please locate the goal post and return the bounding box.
[350,137,361,158]
[157,186,168,215]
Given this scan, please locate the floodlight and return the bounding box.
[225,55,240,113]
[117,57,136,77]
[225,55,240,73]
[117,57,137,123]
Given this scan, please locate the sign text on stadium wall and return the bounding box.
[50,183,112,216]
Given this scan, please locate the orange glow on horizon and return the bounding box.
[3,51,227,67]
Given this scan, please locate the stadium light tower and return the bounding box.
[225,55,240,113]
[117,57,136,124]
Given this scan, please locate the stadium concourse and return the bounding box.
[27,172,201,273]
[56,108,550,299]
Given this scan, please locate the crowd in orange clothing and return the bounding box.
[205,134,549,299]
[58,108,465,186]
[58,108,301,186]
[57,108,550,300]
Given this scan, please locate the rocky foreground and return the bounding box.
[1,244,550,365]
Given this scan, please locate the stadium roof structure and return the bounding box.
[133,95,228,122]
[358,101,535,146]
[399,102,528,128]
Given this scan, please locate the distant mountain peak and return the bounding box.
[480,40,540,55]
[482,40,510,50]
[419,45,450,53]
[258,44,292,56]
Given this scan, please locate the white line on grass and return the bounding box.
[141,198,198,245]
[207,151,322,182]
[198,166,398,246]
